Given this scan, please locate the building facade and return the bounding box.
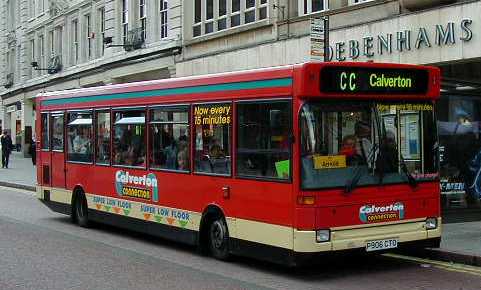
[176,0,481,213]
[2,0,481,213]
[1,0,180,153]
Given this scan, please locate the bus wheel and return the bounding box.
[74,191,89,228]
[208,217,230,260]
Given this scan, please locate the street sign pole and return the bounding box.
[310,16,329,62]
[324,16,329,62]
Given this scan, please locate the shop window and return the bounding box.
[41,113,49,150]
[237,101,291,180]
[150,106,190,171]
[51,113,64,151]
[67,112,93,163]
[193,103,231,175]
[113,110,146,167]
[438,96,481,206]
[96,111,111,165]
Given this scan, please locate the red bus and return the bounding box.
[36,62,441,266]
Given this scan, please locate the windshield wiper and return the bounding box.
[373,107,385,187]
[344,164,363,194]
[344,143,379,194]
[399,153,417,188]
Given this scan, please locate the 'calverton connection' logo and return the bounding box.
[115,170,158,202]
[359,202,405,223]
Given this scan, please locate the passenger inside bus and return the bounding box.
[164,140,178,169]
[97,130,110,163]
[377,130,399,174]
[73,127,91,155]
[340,135,360,166]
[177,139,189,169]
[354,120,373,166]
[209,138,224,158]
[177,143,189,171]
[115,124,145,167]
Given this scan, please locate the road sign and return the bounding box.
[310,17,329,61]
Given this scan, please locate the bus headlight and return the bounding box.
[316,229,330,243]
[425,217,437,230]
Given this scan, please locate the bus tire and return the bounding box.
[208,216,230,260]
[74,191,89,228]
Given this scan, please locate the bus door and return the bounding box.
[39,112,52,187]
[50,112,66,188]
[232,100,294,230]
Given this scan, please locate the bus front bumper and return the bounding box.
[293,218,442,253]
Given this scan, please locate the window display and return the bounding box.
[438,95,481,208]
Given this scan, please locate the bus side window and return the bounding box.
[149,106,190,172]
[96,111,111,165]
[67,112,93,163]
[193,103,232,175]
[112,110,146,167]
[236,101,292,180]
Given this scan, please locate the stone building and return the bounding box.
[1,0,180,153]
[2,0,481,212]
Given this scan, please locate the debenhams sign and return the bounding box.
[328,19,473,61]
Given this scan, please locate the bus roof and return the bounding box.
[38,62,440,110]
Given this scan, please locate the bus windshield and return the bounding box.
[300,101,438,190]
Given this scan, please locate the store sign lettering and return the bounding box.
[441,182,465,192]
[329,19,473,61]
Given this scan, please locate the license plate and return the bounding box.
[366,238,398,252]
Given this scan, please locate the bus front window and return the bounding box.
[300,101,438,190]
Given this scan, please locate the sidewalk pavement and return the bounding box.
[0,152,480,266]
[0,151,36,191]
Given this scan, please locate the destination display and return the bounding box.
[319,66,429,94]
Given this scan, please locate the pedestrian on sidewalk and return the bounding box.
[29,138,36,166]
[1,130,13,168]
